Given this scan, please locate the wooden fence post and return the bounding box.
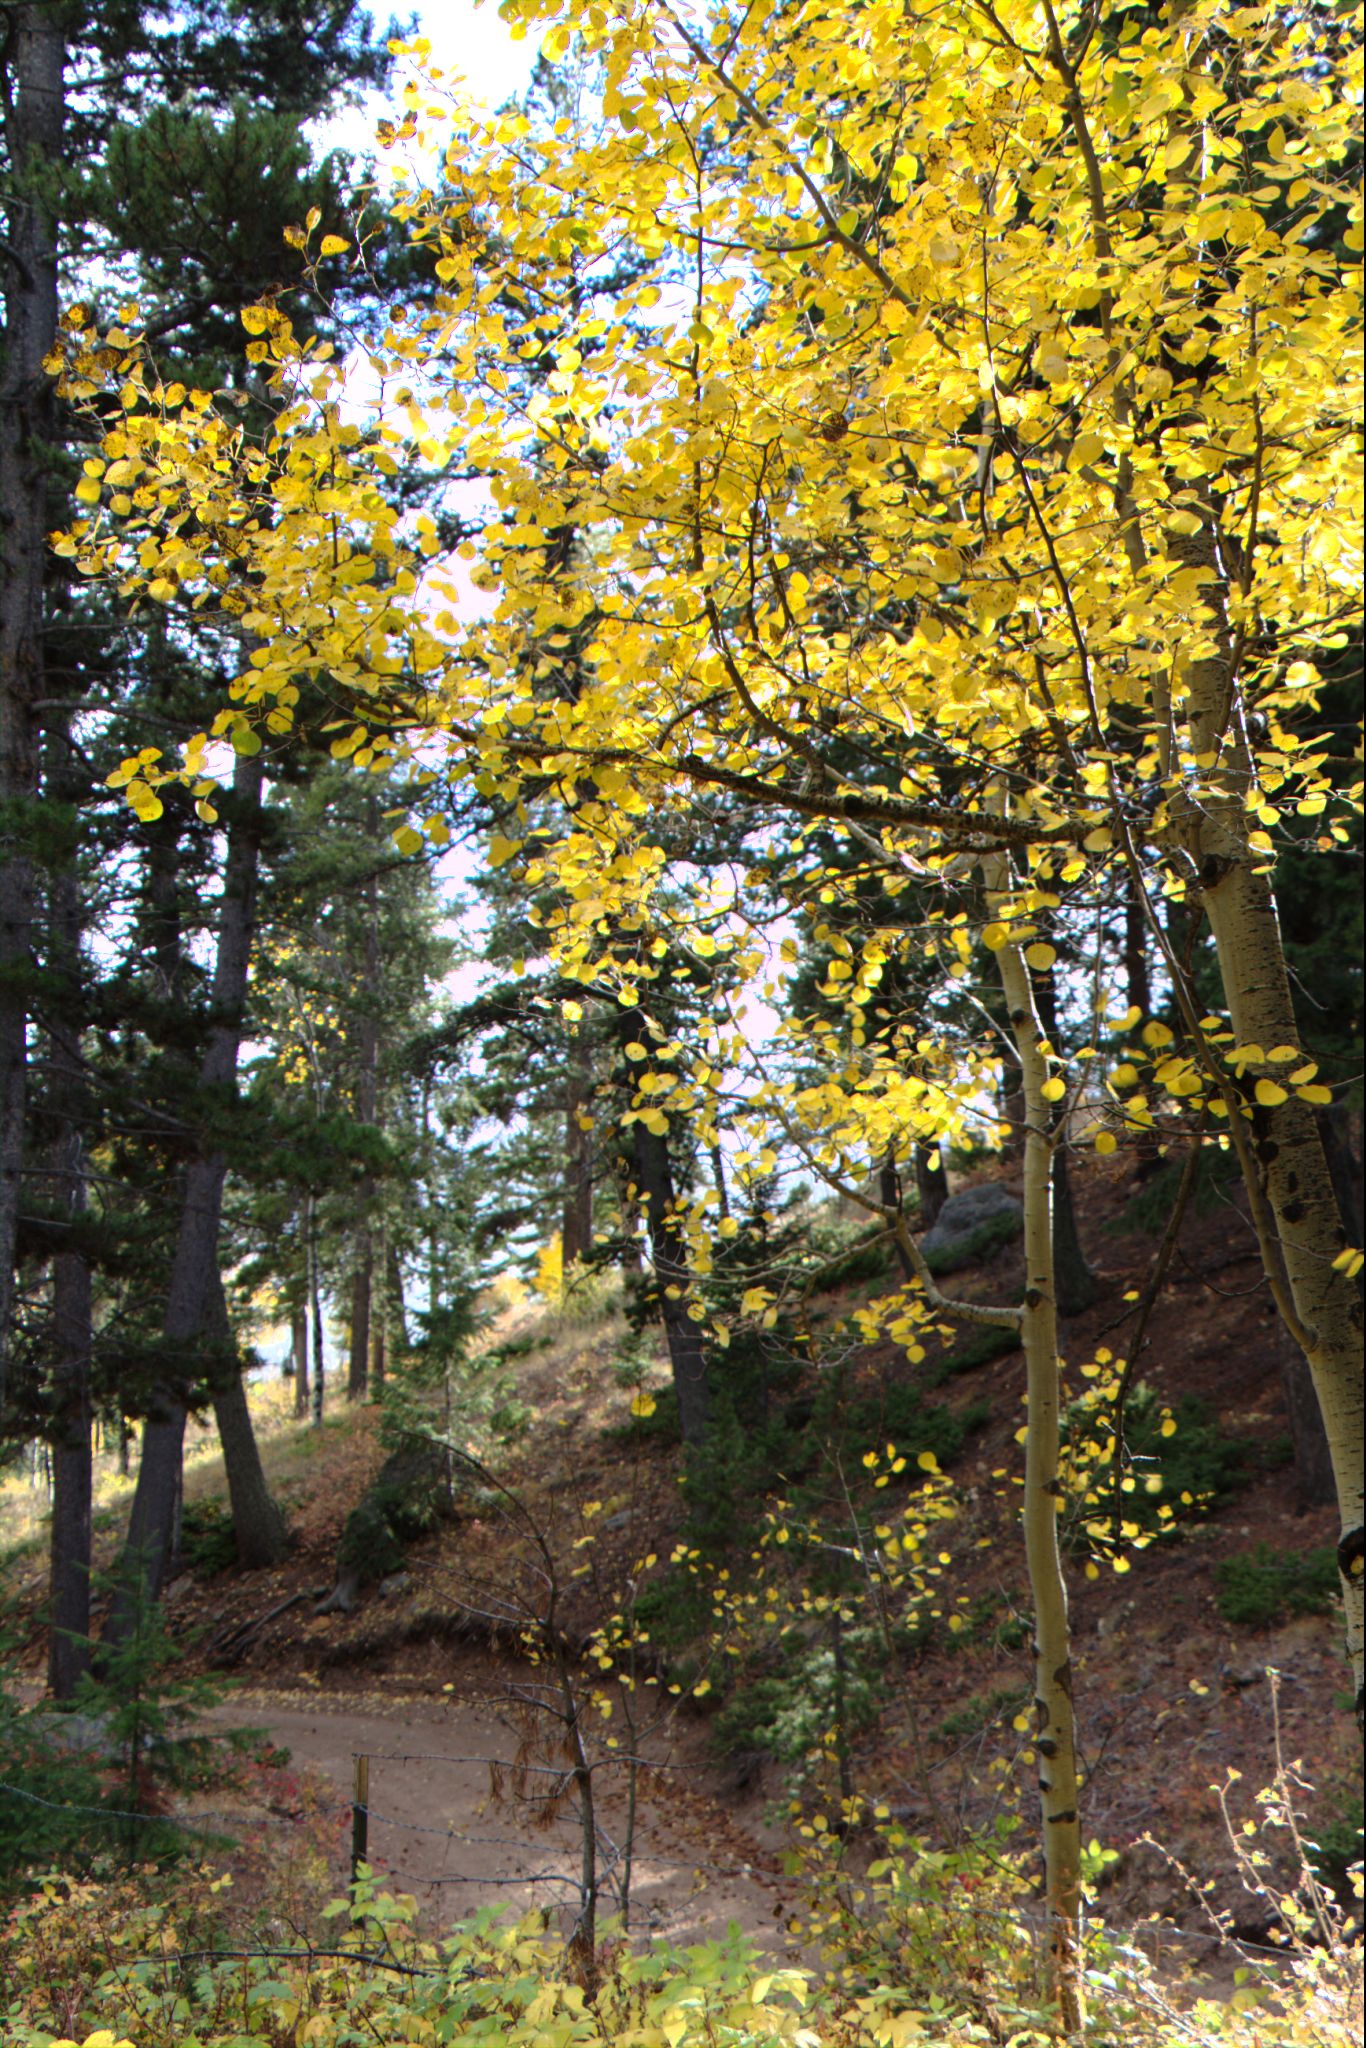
[350,1753,369,1886]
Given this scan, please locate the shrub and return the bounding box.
[1106,1143,1240,1237]
[931,1323,1019,1384]
[178,1499,237,1579]
[1215,1544,1341,1628]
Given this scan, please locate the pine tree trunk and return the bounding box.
[562,1025,595,1268]
[48,1162,92,1698]
[44,715,92,1699]
[630,1117,710,1447]
[104,755,265,1640]
[1123,871,1151,1022]
[308,1196,325,1429]
[880,1149,915,1279]
[348,1259,371,1401]
[1052,1148,1097,1319]
[383,1236,407,1375]
[0,9,65,1420]
[291,1306,309,1418]
[206,1269,288,1570]
[914,1141,947,1228]
[348,820,382,1400]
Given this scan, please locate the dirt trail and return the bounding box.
[209,1667,794,1951]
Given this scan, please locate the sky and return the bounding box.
[321,0,540,165]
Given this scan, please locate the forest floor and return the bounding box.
[2,1150,1359,1969]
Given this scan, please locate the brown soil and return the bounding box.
[201,1657,795,1948]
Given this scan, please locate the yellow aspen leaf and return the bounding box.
[1094,1130,1117,1155]
[1025,943,1057,970]
[319,234,351,256]
[1254,1079,1288,1107]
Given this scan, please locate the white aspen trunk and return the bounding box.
[986,848,1084,2035]
[1167,515,1364,1718]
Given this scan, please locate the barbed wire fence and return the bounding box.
[0,1765,1309,1968]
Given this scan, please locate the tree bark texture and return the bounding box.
[1170,516,1365,1718]
[880,1149,915,1280]
[346,842,381,1400]
[0,8,64,1420]
[562,1024,595,1267]
[206,1268,289,1570]
[1123,870,1151,1022]
[913,1140,947,1229]
[308,1194,325,1429]
[1051,1147,1097,1319]
[988,852,1083,2033]
[44,715,92,1698]
[104,754,266,1639]
[630,1117,710,1447]
[291,1305,309,1417]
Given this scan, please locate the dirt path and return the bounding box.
[209,1670,794,1951]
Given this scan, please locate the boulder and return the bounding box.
[918,1183,1022,1275]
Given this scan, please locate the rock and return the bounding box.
[918,1183,1023,1274]
[25,1711,115,1758]
[377,1571,412,1601]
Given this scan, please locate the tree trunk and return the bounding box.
[630,1116,710,1447]
[104,754,265,1640]
[1123,870,1151,1022]
[880,1149,915,1280]
[47,1147,92,1698]
[1052,1148,1097,1319]
[913,1141,947,1229]
[0,8,65,1420]
[347,816,382,1401]
[206,1268,289,1570]
[1318,1102,1363,1250]
[1036,965,1097,1319]
[308,1194,325,1429]
[291,1305,309,1418]
[383,1235,406,1378]
[1279,1325,1337,1512]
[44,715,92,1699]
[1169,516,1365,1719]
[987,847,1083,2033]
[562,1025,595,1267]
[347,1258,372,1402]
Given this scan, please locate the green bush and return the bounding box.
[931,1323,1019,1385]
[334,1433,455,1590]
[1106,1143,1239,1237]
[936,1685,1029,1743]
[178,1499,237,1579]
[712,1624,888,1773]
[1308,1791,1364,1916]
[1215,1544,1340,1628]
[837,1384,989,1469]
